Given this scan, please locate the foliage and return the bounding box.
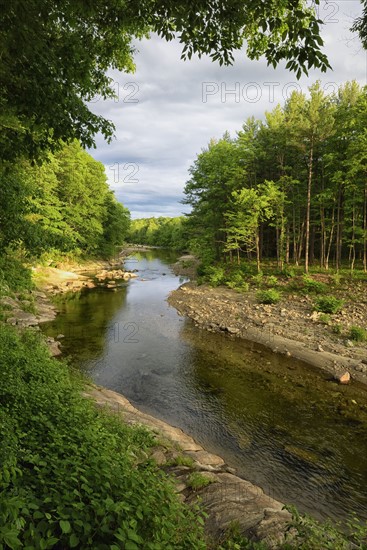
[215,522,267,549]
[256,289,281,304]
[349,325,367,342]
[0,1,331,161]
[282,505,367,549]
[183,82,367,275]
[0,248,33,293]
[0,142,130,260]
[314,296,344,314]
[0,324,207,549]
[206,266,226,287]
[332,324,343,335]
[128,217,186,251]
[165,455,195,468]
[186,472,214,491]
[301,276,328,295]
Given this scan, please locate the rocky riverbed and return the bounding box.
[0,260,137,356]
[168,281,367,387]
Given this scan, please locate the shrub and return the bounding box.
[256,289,281,304]
[251,272,264,286]
[0,325,206,549]
[314,296,344,314]
[0,253,33,292]
[206,266,226,287]
[302,275,328,295]
[225,270,249,292]
[281,266,296,278]
[266,275,278,287]
[349,326,367,342]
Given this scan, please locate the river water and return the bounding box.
[41,250,367,524]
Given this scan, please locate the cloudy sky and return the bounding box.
[89,1,367,219]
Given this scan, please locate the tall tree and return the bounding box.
[285,82,335,272]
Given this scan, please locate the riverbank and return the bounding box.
[85,384,294,548]
[0,259,137,355]
[168,281,367,387]
[0,259,297,547]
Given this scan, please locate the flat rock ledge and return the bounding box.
[84,384,292,548]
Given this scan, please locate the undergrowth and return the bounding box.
[0,324,206,549]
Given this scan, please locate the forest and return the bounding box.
[182,81,367,273]
[129,82,367,276]
[0,141,130,269]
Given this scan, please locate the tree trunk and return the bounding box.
[325,208,335,271]
[256,230,261,273]
[364,181,367,272]
[305,142,314,273]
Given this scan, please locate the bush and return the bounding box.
[0,325,206,549]
[349,326,367,342]
[0,252,33,293]
[314,296,344,314]
[206,266,226,287]
[266,275,278,287]
[225,270,249,292]
[281,266,296,279]
[256,289,281,304]
[302,275,328,295]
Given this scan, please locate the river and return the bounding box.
[41,250,367,524]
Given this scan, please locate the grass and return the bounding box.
[166,454,195,468]
[186,472,215,491]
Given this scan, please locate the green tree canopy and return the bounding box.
[1,0,332,161]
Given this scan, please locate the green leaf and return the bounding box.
[59,520,71,534]
[69,534,79,547]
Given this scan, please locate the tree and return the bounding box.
[1,0,331,161]
[285,82,335,272]
[183,135,245,262]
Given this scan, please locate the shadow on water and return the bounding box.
[41,250,367,524]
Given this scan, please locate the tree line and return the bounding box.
[183,81,367,273]
[128,217,186,251]
[0,141,130,261]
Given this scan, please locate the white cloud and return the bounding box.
[89,1,367,218]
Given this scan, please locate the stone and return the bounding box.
[317,344,324,352]
[0,296,18,308]
[338,371,350,385]
[150,448,167,466]
[227,326,240,334]
[346,340,354,348]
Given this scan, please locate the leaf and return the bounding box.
[59,520,71,534]
[69,534,79,547]
[2,530,21,550]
